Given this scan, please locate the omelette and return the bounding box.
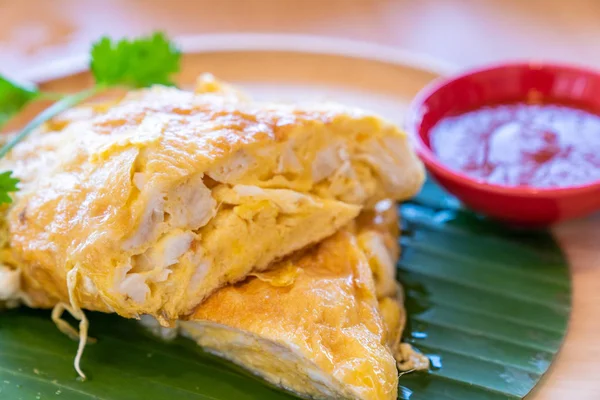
[178,200,429,400]
[0,75,424,327]
[0,75,427,389]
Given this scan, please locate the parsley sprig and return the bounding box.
[0,32,181,204]
[91,32,181,88]
[0,171,19,204]
[0,77,39,129]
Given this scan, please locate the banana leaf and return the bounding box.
[0,179,570,399]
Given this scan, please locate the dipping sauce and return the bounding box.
[430,102,600,188]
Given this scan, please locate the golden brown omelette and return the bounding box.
[180,200,428,400]
[0,75,424,326]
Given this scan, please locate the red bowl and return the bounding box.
[407,62,600,226]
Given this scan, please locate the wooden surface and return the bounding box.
[1,1,599,399]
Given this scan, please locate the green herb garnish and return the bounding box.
[0,171,19,204]
[0,32,181,204]
[0,77,39,130]
[91,32,181,88]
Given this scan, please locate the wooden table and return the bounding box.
[1,1,599,399]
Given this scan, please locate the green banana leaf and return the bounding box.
[0,179,571,400]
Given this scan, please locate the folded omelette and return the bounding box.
[0,75,424,326]
[0,75,427,395]
[177,200,428,400]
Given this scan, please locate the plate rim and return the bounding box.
[18,33,456,84]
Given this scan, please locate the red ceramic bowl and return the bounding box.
[407,62,600,226]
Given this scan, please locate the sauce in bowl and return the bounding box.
[429,102,600,188]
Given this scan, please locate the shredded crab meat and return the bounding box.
[139,315,178,341]
[396,343,430,373]
[51,302,91,379]
[51,265,92,380]
[0,265,21,303]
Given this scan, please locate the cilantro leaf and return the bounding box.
[0,32,182,202]
[0,76,39,130]
[90,32,181,88]
[0,170,19,204]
